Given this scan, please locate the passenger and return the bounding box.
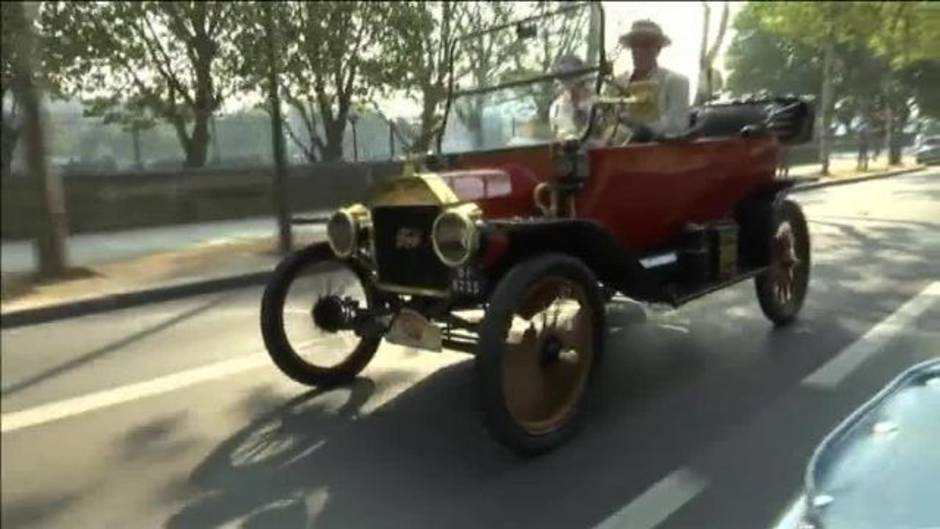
[607,20,690,142]
[549,54,594,140]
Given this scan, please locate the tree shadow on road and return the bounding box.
[1,292,235,398]
[0,491,81,529]
[162,300,822,529]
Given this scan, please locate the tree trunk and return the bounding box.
[412,103,437,155]
[888,107,906,165]
[883,88,896,167]
[185,111,211,168]
[322,119,346,162]
[131,124,142,170]
[210,115,221,165]
[10,1,69,278]
[856,124,869,171]
[1,120,20,178]
[263,2,292,255]
[818,39,835,175]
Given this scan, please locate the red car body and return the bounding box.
[439,135,780,253]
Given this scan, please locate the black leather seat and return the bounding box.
[689,103,770,138]
[680,97,814,144]
[618,97,813,145]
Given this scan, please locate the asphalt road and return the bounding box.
[2,169,938,529]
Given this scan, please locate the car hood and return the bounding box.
[370,168,539,216]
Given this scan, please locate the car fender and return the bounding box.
[733,178,801,268]
[482,219,665,300]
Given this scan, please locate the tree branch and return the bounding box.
[284,89,313,135]
[87,14,169,120]
[283,116,317,162]
[140,11,195,107]
[162,2,195,42]
[206,3,225,37]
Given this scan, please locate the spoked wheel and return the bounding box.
[261,243,384,387]
[477,254,604,456]
[755,199,811,326]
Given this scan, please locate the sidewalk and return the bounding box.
[1,223,325,317]
[787,154,918,180]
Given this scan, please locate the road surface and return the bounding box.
[2,169,938,529]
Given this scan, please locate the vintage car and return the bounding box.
[260,3,815,455]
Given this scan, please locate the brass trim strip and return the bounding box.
[376,282,451,298]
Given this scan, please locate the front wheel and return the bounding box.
[755,198,811,326]
[260,243,382,387]
[477,254,605,456]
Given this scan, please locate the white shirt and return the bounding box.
[549,84,594,139]
[610,66,691,137]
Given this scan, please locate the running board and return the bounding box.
[668,267,767,307]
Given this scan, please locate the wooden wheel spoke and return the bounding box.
[503,326,549,420]
[501,276,595,435]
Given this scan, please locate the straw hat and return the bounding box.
[619,19,671,48]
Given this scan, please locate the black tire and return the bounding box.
[755,198,811,326]
[477,254,605,456]
[260,243,381,387]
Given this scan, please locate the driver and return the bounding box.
[607,20,690,141]
[549,54,594,140]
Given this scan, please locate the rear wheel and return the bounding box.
[260,243,382,387]
[477,254,605,456]
[755,199,811,325]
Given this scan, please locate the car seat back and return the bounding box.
[689,97,814,144]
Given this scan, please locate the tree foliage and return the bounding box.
[236,1,408,162]
[510,2,594,122]
[725,3,820,98]
[728,1,940,166]
[40,1,241,167]
[445,2,595,148]
[378,1,460,155]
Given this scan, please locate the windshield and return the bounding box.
[440,2,604,154]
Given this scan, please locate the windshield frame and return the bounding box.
[435,2,607,154]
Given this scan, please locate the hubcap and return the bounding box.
[502,277,594,435]
[282,262,368,368]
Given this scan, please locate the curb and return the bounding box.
[792,165,925,192]
[1,271,271,329]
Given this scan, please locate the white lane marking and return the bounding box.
[803,281,940,388]
[593,467,708,529]
[1,354,269,434]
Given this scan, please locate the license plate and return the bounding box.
[384,308,442,351]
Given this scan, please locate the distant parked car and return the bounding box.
[915,135,940,165]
